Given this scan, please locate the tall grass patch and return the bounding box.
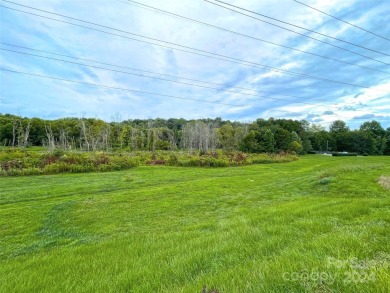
[0,149,298,176]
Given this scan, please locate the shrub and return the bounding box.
[149,159,166,166]
[110,156,139,170]
[0,149,297,176]
[40,153,60,167]
[0,160,24,171]
[0,149,27,161]
[251,157,273,164]
[202,157,229,167]
[288,141,303,153]
[42,163,69,174]
[167,154,179,166]
[53,148,65,158]
[20,168,42,176]
[93,153,110,166]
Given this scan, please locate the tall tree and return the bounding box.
[359,121,386,154]
[360,120,386,137]
[241,129,275,153]
[329,120,350,151]
[217,124,236,150]
[385,127,390,155]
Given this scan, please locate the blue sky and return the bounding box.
[0,0,389,129]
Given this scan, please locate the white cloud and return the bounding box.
[0,0,389,127]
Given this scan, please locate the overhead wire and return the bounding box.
[203,0,390,67]
[207,0,390,56]
[116,0,389,75]
[292,0,390,42]
[1,1,388,122]
[0,68,282,112]
[1,42,363,105]
[1,47,347,109]
[2,68,387,122]
[0,3,388,93]
[4,0,389,69]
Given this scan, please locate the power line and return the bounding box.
[0,67,281,112]
[207,0,390,57]
[0,48,386,114]
[4,0,389,70]
[203,1,390,67]
[3,44,387,118]
[0,5,301,78]
[292,0,390,42]
[117,0,389,75]
[1,4,388,93]
[0,42,345,104]
[1,47,346,109]
[2,68,387,122]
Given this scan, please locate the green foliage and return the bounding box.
[360,120,386,137]
[0,150,139,176]
[309,130,331,152]
[240,130,257,153]
[274,127,291,151]
[258,128,276,153]
[166,153,179,166]
[53,148,65,157]
[216,123,236,150]
[1,114,388,158]
[240,129,275,153]
[0,149,298,176]
[0,148,28,161]
[329,120,349,133]
[288,141,303,153]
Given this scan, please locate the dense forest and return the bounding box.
[0,114,389,155]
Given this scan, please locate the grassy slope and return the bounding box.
[0,155,389,292]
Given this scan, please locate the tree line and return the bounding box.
[0,114,389,155]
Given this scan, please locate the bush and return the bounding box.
[251,157,274,164]
[0,149,140,176]
[202,157,229,167]
[0,149,297,176]
[0,149,28,161]
[167,154,179,166]
[53,148,65,158]
[288,141,303,153]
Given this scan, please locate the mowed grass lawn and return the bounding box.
[0,155,389,292]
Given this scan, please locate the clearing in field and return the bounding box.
[0,155,389,292]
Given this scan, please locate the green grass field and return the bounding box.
[0,155,389,292]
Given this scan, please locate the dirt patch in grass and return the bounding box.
[378,176,390,190]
